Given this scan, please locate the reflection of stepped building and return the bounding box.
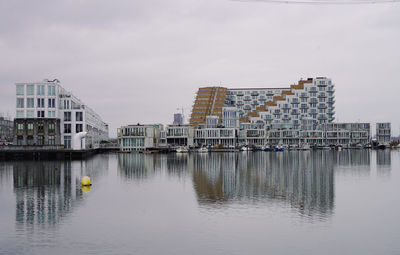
[192,152,335,215]
[336,150,371,167]
[12,156,109,228]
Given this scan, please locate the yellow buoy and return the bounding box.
[81,176,91,186]
[81,185,91,193]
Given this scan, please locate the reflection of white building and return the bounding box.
[15,79,108,149]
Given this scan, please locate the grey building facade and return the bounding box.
[0,117,13,142]
[13,118,61,146]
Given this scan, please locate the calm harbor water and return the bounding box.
[0,150,399,255]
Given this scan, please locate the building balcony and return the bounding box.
[318,93,327,98]
[251,101,259,105]
[327,87,335,92]
[291,100,299,104]
[236,92,244,96]
[282,105,290,109]
[299,93,309,98]
[318,104,327,109]
[309,99,318,104]
[251,92,259,96]
[244,97,251,101]
[300,105,309,109]
[282,115,291,120]
[317,82,327,87]
[291,111,300,115]
[318,115,327,120]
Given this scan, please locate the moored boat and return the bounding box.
[176,146,189,153]
[299,143,311,150]
[197,147,208,153]
[261,145,273,151]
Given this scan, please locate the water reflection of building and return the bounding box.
[118,153,160,181]
[12,155,109,228]
[376,150,391,178]
[336,150,371,167]
[376,150,391,167]
[192,152,335,216]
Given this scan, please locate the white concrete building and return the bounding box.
[225,77,335,129]
[165,124,194,147]
[117,124,163,152]
[376,123,391,144]
[15,79,108,149]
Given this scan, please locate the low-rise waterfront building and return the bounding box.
[194,127,236,147]
[117,124,163,152]
[376,123,391,144]
[165,124,194,147]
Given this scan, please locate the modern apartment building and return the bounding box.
[189,87,227,126]
[190,77,335,129]
[376,123,391,144]
[117,124,163,152]
[14,79,108,149]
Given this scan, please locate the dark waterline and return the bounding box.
[0,150,399,255]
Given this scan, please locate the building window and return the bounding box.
[76,112,83,121]
[37,98,45,108]
[38,123,44,133]
[16,98,24,108]
[37,85,45,95]
[49,123,55,133]
[64,136,71,149]
[17,136,23,145]
[37,111,45,118]
[64,112,71,121]
[16,85,24,95]
[27,85,34,95]
[27,136,33,145]
[17,123,24,133]
[48,85,56,96]
[27,136,34,146]
[48,111,56,118]
[16,110,24,118]
[76,124,83,133]
[63,100,70,110]
[27,123,34,133]
[48,98,54,108]
[64,124,71,133]
[26,98,34,108]
[26,110,34,118]
[37,136,44,146]
[48,136,55,145]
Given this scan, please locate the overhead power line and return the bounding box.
[231,0,400,4]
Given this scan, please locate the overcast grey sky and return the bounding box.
[1,0,399,137]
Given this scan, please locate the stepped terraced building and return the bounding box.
[190,77,335,130]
